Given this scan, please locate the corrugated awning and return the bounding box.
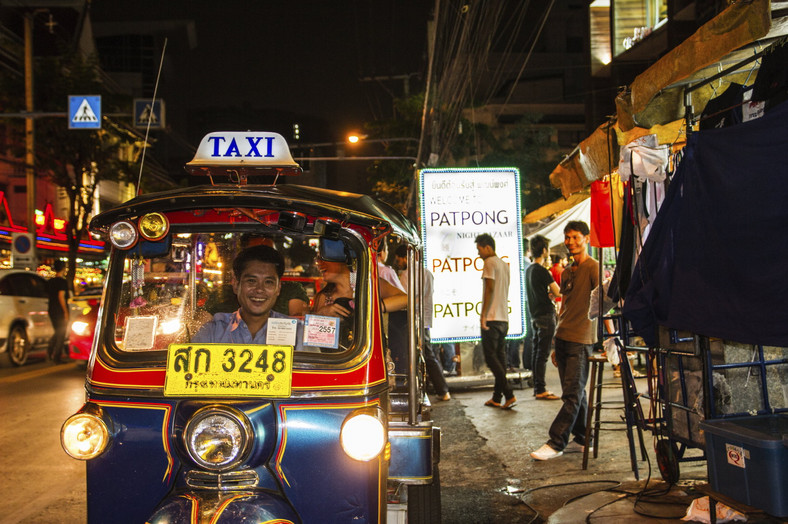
[549,0,775,198]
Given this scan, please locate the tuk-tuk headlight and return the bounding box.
[138,212,169,241]
[340,411,385,462]
[108,221,138,249]
[61,410,110,460]
[184,406,252,471]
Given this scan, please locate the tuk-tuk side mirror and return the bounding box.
[319,238,350,263]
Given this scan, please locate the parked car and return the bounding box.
[0,269,54,366]
[68,287,102,364]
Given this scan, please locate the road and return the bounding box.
[0,359,87,523]
[5,356,778,524]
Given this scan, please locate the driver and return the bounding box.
[192,244,304,348]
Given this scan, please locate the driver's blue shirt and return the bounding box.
[192,309,304,349]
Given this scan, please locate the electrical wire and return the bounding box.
[136,37,167,194]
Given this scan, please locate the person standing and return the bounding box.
[476,233,516,409]
[531,221,598,460]
[47,259,70,363]
[526,235,561,400]
[393,243,451,401]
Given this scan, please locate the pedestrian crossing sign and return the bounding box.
[133,99,166,129]
[69,95,101,129]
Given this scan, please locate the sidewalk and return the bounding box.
[433,357,784,523]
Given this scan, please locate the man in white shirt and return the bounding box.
[476,233,516,409]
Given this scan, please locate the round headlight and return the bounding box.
[61,412,110,460]
[138,212,169,241]
[184,406,252,471]
[340,412,385,462]
[108,221,138,249]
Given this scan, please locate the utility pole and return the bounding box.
[24,12,36,240]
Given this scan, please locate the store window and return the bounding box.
[612,0,668,56]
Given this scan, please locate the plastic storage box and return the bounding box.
[699,414,788,517]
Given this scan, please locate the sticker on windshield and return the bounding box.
[303,314,339,349]
[123,316,158,350]
[266,317,298,346]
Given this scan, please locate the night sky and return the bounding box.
[90,1,432,143]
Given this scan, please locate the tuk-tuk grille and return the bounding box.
[186,469,259,490]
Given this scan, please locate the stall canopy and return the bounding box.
[523,195,590,252]
[549,0,781,197]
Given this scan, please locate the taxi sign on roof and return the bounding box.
[186,131,301,176]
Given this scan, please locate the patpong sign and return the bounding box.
[420,168,525,343]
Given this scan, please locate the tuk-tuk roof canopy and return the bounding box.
[91,184,421,246]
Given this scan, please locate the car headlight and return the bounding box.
[109,221,138,249]
[61,407,110,460]
[71,320,91,337]
[184,406,252,471]
[340,410,386,461]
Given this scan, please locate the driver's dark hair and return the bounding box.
[233,244,284,278]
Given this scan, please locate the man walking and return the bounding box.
[476,233,516,409]
[47,259,70,363]
[531,221,598,460]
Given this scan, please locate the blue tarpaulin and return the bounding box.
[623,100,788,346]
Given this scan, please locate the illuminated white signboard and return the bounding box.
[420,168,525,343]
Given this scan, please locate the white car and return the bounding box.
[0,269,54,366]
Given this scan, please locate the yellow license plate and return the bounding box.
[164,343,294,397]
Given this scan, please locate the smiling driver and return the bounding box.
[192,245,304,348]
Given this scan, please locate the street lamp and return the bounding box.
[290,135,421,165]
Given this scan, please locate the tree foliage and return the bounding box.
[361,94,561,216]
[1,50,136,287]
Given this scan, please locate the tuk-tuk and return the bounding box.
[61,132,440,523]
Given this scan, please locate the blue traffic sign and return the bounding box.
[133,99,166,129]
[69,95,101,129]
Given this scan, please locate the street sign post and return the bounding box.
[68,95,101,129]
[133,99,165,129]
[11,232,35,269]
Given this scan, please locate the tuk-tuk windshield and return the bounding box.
[109,230,363,358]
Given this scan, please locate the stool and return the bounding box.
[582,353,627,470]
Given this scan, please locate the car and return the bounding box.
[68,306,99,365]
[0,269,55,366]
[69,285,103,319]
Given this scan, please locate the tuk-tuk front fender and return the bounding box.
[147,491,300,524]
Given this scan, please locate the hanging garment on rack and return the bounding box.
[618,134,670,183]
[699,82,750,130]
[589,174,624,248]
[750,40,788,111]
[607,181,637,303]
[623,99,788,347]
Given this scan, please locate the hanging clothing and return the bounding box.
[623,100,788,346]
